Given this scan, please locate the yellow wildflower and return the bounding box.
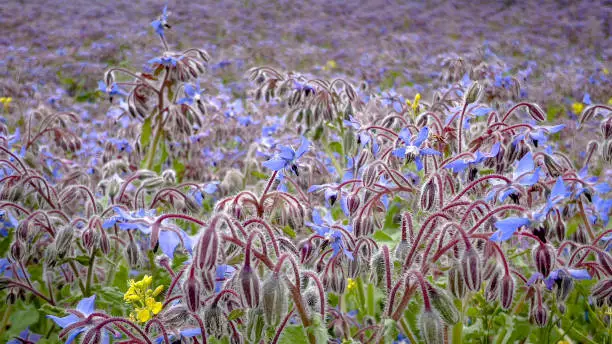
[324,60,337,71]
[347,278,356,292]
[604,68,609,75]
[0,97,11,111]
[124,275,164,323]
[608,97,612,106]
[572,102,584,114]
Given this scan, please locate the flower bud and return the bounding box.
[10,240,23,261]
[554,270,574,301]
[203,304,228,338]
[43,243,58,268]
[598,252,612,275]
[532,243,555,277]
[543,154,563,178]
[183,269,201,313]
[99,230,110,255]
[370,251,386,288]
[55,226,74,259]
[161,169,176,185]
[240,265,261,308]
[330,266,347,294]
[125,239,139,267]
[81,227,96,251]
[6,289,16,305]
[196,226,219,271]
[430,287,459,325]
[362,163,379,188]
[353,215,374,238]
[262,273,288,325]
[601,118,612,140]
[448,263,466,298]
[500,275,515,310]
[464,82,483,104]
[485,272,501,303]
[394,239,410,263]
[420,178,437,212]
[303,287,321,317]
[200,268,216,293]
[419,310,443,344]
[554,218,565,241]
[527,104,546,122]
[603,140,612,163]
[531,303,548,327]
[346,193,360,216]
[591,278,612,307]
[161,305,189,328]
[461,248,482,292]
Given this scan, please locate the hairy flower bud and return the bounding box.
[370,251,386,288]
[99,230,110,255]
[183,269,201,313]
[240,265,261,308]
[448,263,466,298]
[464,82,483,105]
[394,239,410,263]
[353,215,374,238]
[125,239,139,267]
[330,266,347,294]
[203,304,228,338]
[527,103,546,122]
[161,169,176,185]
[55,226,74,259]
[603,140,612,163]
[303,287,321,317]
[462,248,482,292]
[554,270,574,301]
[245,307,265,342]
[161,305,190,328]
[601,118,612,140]
[532,244,555,277]
[346,193,360,216]
[598,252,612,275]
[44,243,58,268]
[531,303,548,327]
[543,154,563,178]
[196,226,219,271]
[362,163,379,188]
[420,178,437,211]
[419,310,443,344]
[430,287,459,325]
[262,273,288,325]
[591,278,612,307]
[10,240,23,261]
[500,274,515,310]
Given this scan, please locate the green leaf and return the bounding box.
[250,170,268,180]
[6,303,39,339]
[372,230,394,243]
[307,315,329,343]
[278,325,310,344]
[227,309,245,321]
[73,255,91,266]
[329,141,343,155]
[140,117,152,147]
[173,159,185,182]
[112,264,129,290]
[281,225,296,239]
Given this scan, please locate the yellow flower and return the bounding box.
[347,278,356,292]
[0,97,11,111]
[124,275,165,323]
[572,102,584,114]
[137,308,151,323]
[412,93,421,114]
[608,97,612,106]
[604,68,609,75]
[324,60,337,71]
[146,297,163,315]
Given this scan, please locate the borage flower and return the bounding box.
[306,209,353,260]
[47,295,109,344]
[263,137,310,176]
[150,5,170,37]
[392,127,440,170]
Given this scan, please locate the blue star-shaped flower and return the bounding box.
[306,209,353,260]
[150,5,170,37]
[48,295,109,344]
[262,137,310,176]
[178,82,204,105]
[490,216,531,242]
[392,127,440,170]
[513,152,540,186]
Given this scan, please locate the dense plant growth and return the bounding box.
[0,3,611,344]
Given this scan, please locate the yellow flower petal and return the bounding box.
[572,102,584,114]
[137,308,151,323]
[152,285,165,297]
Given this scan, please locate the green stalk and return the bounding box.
[0,305,13,340]
[145,116,164,170]
[400,317,418,344]
[452,299,463,344]
[367,283,375,316]
[84,249,97,296]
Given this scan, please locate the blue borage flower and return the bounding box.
[380,89,405,113]
[306,209,353,260]
[262,137,310,176]
[102,207,192,258]
[155,328,201,344]
[177,82,204,105]
[445,143,500,173]
[191,182,219,206]
[392,127,441,170]
[48,295,110,344]
[97,80,124,97]
[148,55,183,67]
[8,327,41,344]
[150,5,170,37]
[527,268,591,289]
[513,124,565,147]
[513,151,540,186]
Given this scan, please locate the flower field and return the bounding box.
[0,1,611,343]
